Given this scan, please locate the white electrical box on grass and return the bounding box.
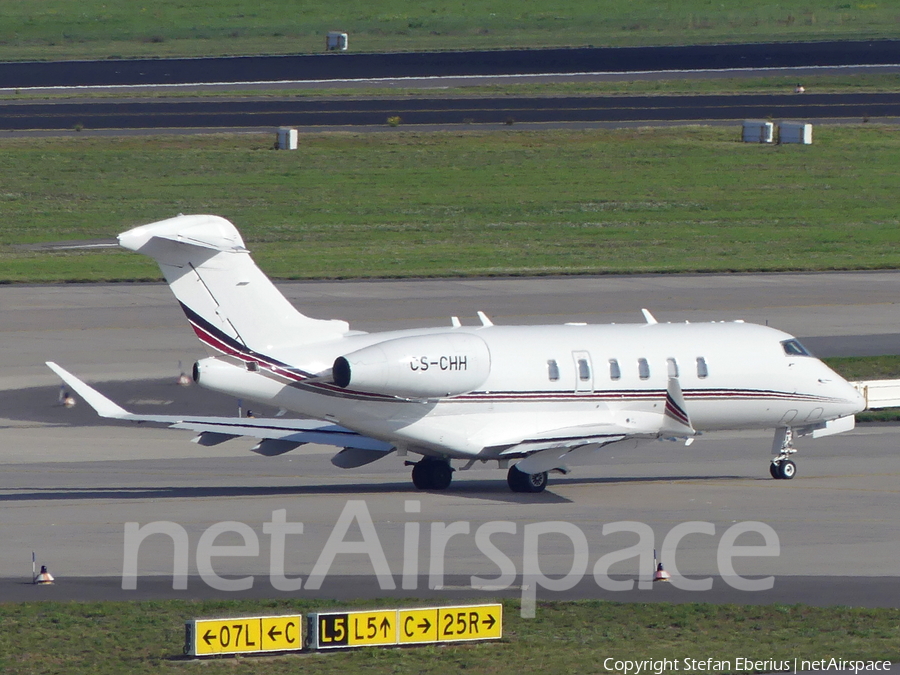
[276,127,298,150]
[742,120,774,143]
[326,32,348,51]
[780,122,813,144]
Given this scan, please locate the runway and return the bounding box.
[1,273,899,605]
[3,92,899,131]
[3,40,899,90]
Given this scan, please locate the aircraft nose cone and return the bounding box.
[849,384,867,414]
[829,378,867,416]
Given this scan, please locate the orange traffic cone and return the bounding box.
[653,562,671,582]
[35,565,54,585]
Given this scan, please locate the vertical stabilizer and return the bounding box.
[119,215,348,353]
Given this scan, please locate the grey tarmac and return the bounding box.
[1,272,899,605]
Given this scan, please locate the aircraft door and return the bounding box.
[572,351,594,393]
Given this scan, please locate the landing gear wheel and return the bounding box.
[769,462,781,480]
[411,459,453,490]
[429,462,453,490]
[525,470,548,492]
[778,459,796,480]
[507,465,548,493]
[411,462,433,490]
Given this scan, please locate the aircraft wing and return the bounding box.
[45,362,393,460]
[485,376,697,474]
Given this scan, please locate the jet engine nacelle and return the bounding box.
[333,332,491,399]
[192,357,282,401]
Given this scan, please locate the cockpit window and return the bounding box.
[781,339,811,357]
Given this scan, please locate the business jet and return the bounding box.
[48,214,865,493]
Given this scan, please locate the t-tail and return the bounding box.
[118,215,349,355]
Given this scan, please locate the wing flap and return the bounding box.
[497,432,627,457]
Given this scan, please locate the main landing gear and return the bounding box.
[410,457,454,490]
[770,427,798,480]
[409,458,550,493]
[507,465,548,493]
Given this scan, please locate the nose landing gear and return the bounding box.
[769,458,796,480]
[770,427,798,480]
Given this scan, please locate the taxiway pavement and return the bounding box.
[1,274,898,604]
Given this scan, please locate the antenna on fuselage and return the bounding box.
[641,308,658,325]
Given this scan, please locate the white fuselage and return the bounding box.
[193,320,865,460]
[114,214,864,466]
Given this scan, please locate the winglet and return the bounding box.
[45,362,131,419]
[661,376,695,436]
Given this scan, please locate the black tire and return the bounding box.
[769,462,781,479]
[429,462,453,490]
[507,465,527,492]
[411,462,433,490]
[507,465,548,493]
[778,460,797,480]
[412,459,453,490]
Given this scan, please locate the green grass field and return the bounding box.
[0,598,897,675]
[1,0,899,61]
[5,71,900,103]
[2,125,899,283]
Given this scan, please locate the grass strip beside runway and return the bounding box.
[0,599,897,674]
[2,126,899,283]
[825,356,900,382]
[4,72,900,102]
[826,357,900,421]
[1,1,899,61]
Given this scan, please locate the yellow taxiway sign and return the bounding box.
[310,603,502,650]
[185,615,303,656]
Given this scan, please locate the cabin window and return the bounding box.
[547,359,560,381]
[638,358,650,380]
[609,358,621,381]
[781,339,811,357]
[696,356,709,379]
[666,358,678,378]
[577,358,591,381]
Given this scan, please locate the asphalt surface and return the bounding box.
[1,274,899,605]
[2,92,899,131]
[3,41,900,132]
[4,272,900,393]
[2,40,900,89]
